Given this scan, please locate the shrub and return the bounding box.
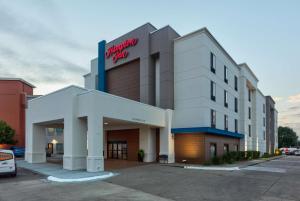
[253,151,260,159]
[0,120,17,145]
[262,152,270,158]
[203,160,212,166]
[211,156,224,165]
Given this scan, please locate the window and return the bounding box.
[56,128,63,136]
[224,115,228,131]
[211,109,216,128]
[234,144,239,152]
[56,143,64,154]
[224,90,228,108]
[211,81,216,101]
[47,128,54,136]
[234,97,238,113]
[263,117,266,127]
[234,119,238,133]
[263,131,266,140]
[210,52,216,73]
[248,88,251,102]
[210,143,217,158]
[248,107,251,119]
[234,76,238,91]
[224,144,229,154]
[224,66,228,83]
[263,104,266,113]
[248,125,251,137]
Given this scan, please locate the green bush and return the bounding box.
[0,120,17,145]
[211,156,224,165]
[203,160,212,166]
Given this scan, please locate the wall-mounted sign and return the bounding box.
[105,38,138,63]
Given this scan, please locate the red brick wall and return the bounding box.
[0,80,33,147]
[107,129,139,161]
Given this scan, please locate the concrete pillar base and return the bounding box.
[87,156,104,172]
[144,153,156,162]
[25,152,46,163]
[63,155,86,170]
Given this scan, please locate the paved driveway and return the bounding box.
[106,156,300,201]
[0,156,299,201]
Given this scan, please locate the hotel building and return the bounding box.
[25,23,278,172]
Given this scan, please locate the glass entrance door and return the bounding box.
[108,141,128,160]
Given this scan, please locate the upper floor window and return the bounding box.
[224,66,228,83]
[234,97,238,113]
[263,104,266,113]
[224,115,228,131]
[234,119,238,133]
[248,88,251,102]
[211,109,216,128]
[248,125,251,137]
[224,90,228,108]
[248,107,251,119]
[263,117,266,127]
[210,52,216,74]
[234,76,238,91]
[263,130,266,140]
[211,81,216,101]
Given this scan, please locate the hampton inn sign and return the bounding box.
[105,38,138,63]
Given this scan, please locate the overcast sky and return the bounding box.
[0,0,299,135]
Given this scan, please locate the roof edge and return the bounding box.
[0,78,36,88]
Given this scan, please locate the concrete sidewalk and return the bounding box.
[162,155,285,170]
[17,160,115,182]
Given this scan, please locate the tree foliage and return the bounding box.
[0,120,17,145]
[278,126,298,148]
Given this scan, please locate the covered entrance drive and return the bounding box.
[26,86,174,172]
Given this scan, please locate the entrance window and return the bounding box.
[108,141,128,160]
[210,143,217,158]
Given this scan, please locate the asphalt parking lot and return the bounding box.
[0,156,299,201]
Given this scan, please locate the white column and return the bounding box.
[159,109,174,163]
[63,117,87,170]
[139,126,156,162]
[87,115,104,172]
[26,124,46,163]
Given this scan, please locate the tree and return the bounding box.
[278,126,298,148]
[0,120,17,145]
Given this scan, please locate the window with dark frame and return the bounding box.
[224,90,228,108]
[234,76,238,91]
[224,115,228,131]
[224,144,229,154]
[263,117,266,127]
[234,119,238,133]
[224,66,228,83]
[210,143,217,158]
[248,107,251,119]
[234,97,238,113]
[263,104,266,113]
[210,52,216,73]
[248,88,251,102]
[211,81,216,101]
[264,131,266,140]
[248,125,251,137]
[211,109,216,128]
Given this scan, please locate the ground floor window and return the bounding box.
[210,143,217,158]
[56,143,64,154]
[234,144,239,152]
[224,144,229,154]
[108,141,128,160]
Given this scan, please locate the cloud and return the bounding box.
[273,96,284,102]
[288,93,300,103]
